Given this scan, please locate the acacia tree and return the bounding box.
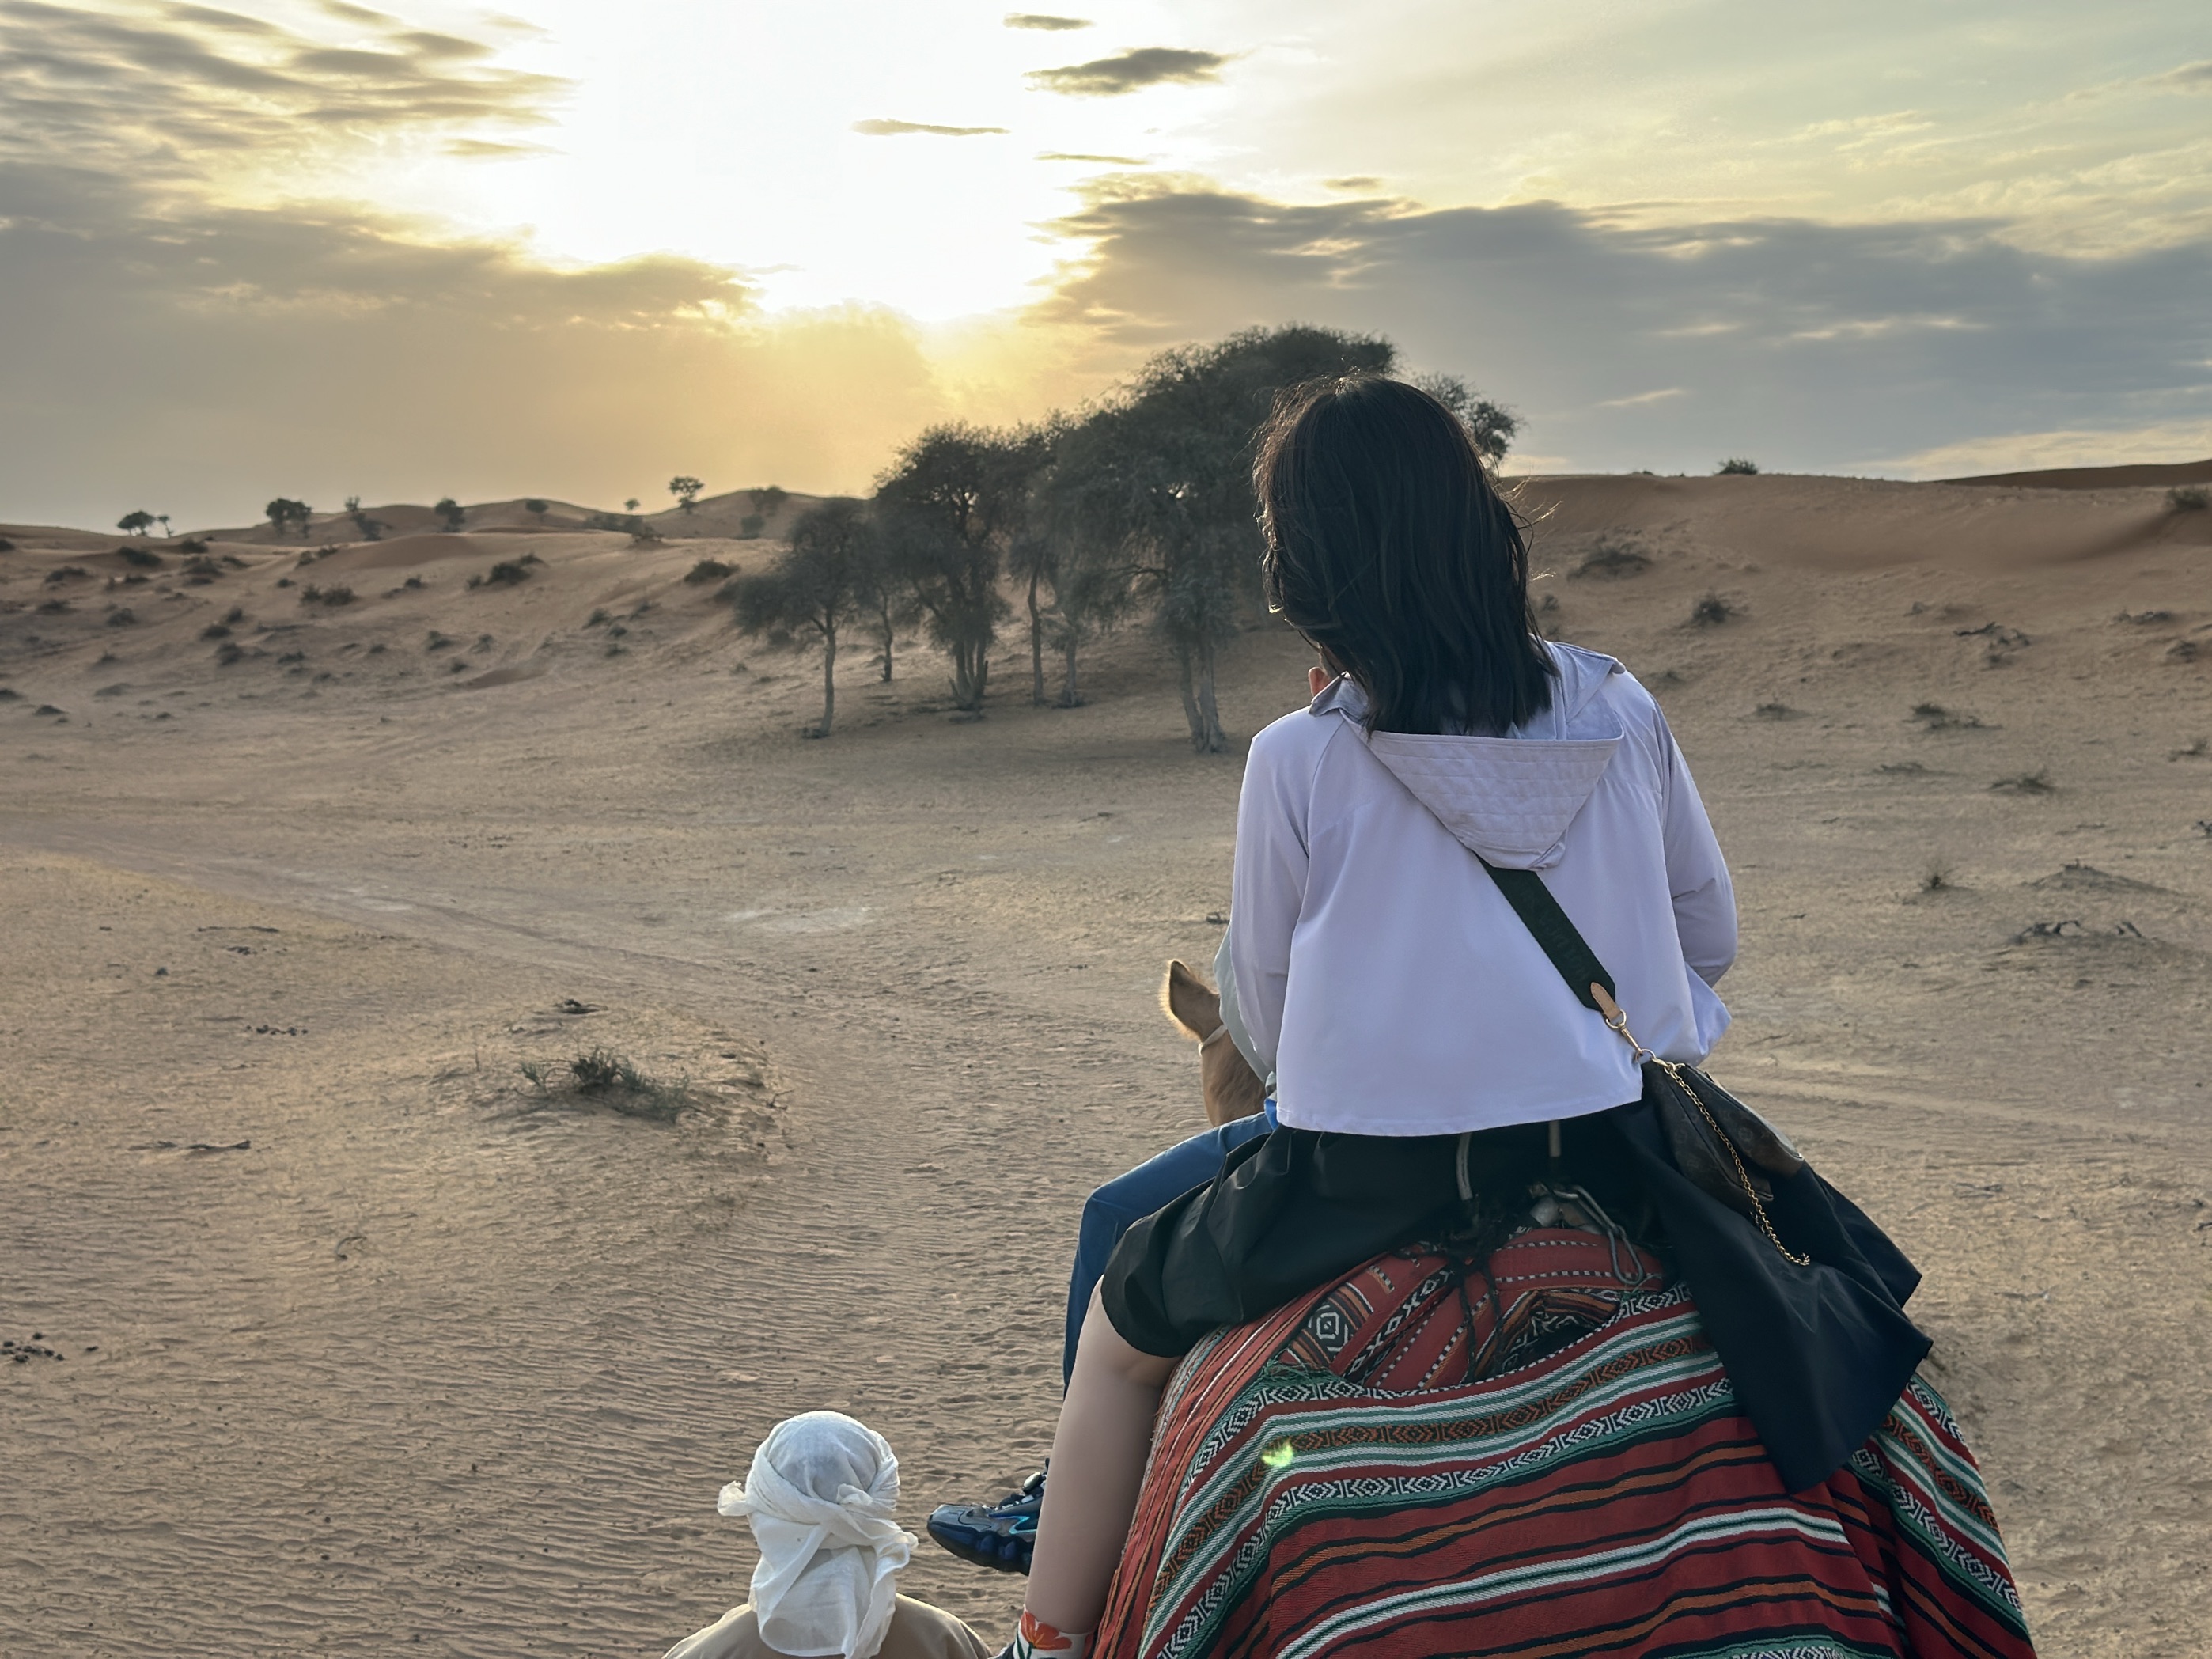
[1411,372,1519,468]
[117,510,155,536]
[1031,427,1144,707]
[1057,326,1396,751]
[729,498,883,737]
[434,497,465,532]
[265,498,312,538]
[669,475,703,513]
[875,422,1050,714]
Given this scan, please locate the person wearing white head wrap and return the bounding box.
[665,1411,990,1659]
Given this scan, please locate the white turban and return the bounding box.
[713,1411,916,1659]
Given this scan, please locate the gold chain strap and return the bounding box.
[1590,981,1810,1268]
[1662,1061,1812,1268]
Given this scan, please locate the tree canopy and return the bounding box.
[875,422,1051,714]
[1046,325,1396,749]
[729,497,885,737]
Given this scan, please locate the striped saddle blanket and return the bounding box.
[1093,1229,2035,1659]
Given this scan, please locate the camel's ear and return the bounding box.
[1161,959,1222,1042]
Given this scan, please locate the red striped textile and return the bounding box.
[1094,1230,2033,1659]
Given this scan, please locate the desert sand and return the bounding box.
[2,472,2209,1657]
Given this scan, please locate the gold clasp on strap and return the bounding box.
[1589,983,1655,1065]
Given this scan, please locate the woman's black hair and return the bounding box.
[1255,373,1553,735]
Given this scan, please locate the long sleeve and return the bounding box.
[1227,723,1314,1081]
[1653,706,1737,987]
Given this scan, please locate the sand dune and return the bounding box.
[2,469,2209,1657]
[182,487,828,548]
[1939,457,2212,491]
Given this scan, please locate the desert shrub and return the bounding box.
[44,566,89,585]
[684,558,736,585]
[1922,859,1956,892]
[182,557,222,584]
[585,510,648,535]
[1691,593,1734,625]
[222,604,245,624]
[525,498,550,517]
[425,631,453,650]
[585,608,610,627]
[299,584,354,606]
[276,650,305,665]
[275,577,292,589]
[2168,486,2208,511]
[177,537,209,555]
[368,642,386,654]
[201,622,231,639]
[215,642,244,665]
[1911,702,1984,730]
[1990,769,2054,794]
[739,513,766,538]
[117,544,164,569]
[35,598,70,614]
[106,608,136,627]
[1716,458,1759,475]
[1753,701,1794,718]
[1573,536,1650,578]
[521,1047,690,1119]
[0,537,13,551]
[468,555,539,589]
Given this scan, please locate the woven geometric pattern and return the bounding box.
[1095,1230,2034,1659]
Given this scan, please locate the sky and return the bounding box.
[2,0,2208,528]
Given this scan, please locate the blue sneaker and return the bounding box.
[926,1466,1044,1574]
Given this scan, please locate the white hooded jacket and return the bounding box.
[1229,642,1735,1135]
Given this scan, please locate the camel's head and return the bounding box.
[1161,959,1268,1128]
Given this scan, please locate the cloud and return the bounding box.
[1027,47,1227,97]
[2148,59,2212,92]
[0,0,562,183]
[851,117,1009,137]
[1324,176,1383,191]
[0,4,995,527]
[1038,183,2212,475]
[441,136,551,158]
[1039,151,1146,165]
[1004,11,1089,28]
[162,4,277,32]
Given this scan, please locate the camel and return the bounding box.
[1158,960,1266,1127]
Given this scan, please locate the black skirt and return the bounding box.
[1098,1094,1930,1494]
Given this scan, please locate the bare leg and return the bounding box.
[1023,1286,1179,1638]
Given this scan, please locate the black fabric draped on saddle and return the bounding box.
[1100,1104,1930,1494]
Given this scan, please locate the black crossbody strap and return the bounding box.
[1475,857,1615,1013]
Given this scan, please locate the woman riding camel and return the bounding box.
[997,375,2030,1659]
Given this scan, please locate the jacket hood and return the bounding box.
[1312,642,1625,871]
